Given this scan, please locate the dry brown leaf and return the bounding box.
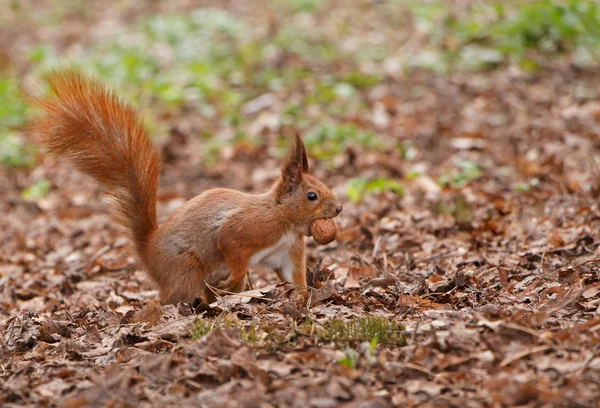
[132,300,163,326]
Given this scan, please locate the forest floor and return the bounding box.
[1,1,600,407]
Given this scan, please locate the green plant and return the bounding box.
[342,71,383,89]
[338,337,379,369]
[346,178,404,203]
[191,314,257,344]
[438,159,482,188]
[408,0,600,71]
[493,0,600,60]
[338,349,359,369]
[326,316,406,347]
[514,182,532,192]
[303,124,384,159]
[22,179,52,201]
[0,74,33,168]
[0,76,28,128]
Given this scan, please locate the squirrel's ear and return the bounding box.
[281,127,309,174]
[295,132,310,174]
[280,133,305,194]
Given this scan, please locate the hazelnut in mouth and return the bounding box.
[309,218,338,245]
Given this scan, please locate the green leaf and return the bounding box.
[346,178,369,203]
[22,179,51,201]
[346,177,404,202]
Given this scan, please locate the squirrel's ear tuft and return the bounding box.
[283,128,309,173]
[280,131,306,195]
[295,132,309,174]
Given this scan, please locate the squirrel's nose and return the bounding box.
[335,203,343,214]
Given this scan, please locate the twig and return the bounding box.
[411,246,461,266]
[410,318,422,345]
[87,241,127,267]
[500,345,550,367]
[353,252,373,267]
[399,362,460,391]
[246,271,254,290]
[383,252,388,274]
[571,352,597,379]
[556,258,600,273]
[502,322,543,339]
[204,282,223,298]
[372,236,382,261]
[204,282,303,302]
[421,287,457,299]
[501,322,568,355]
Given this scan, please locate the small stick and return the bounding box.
[556,258,600,273]
[246,270,254,290]
[412,246,461,266]
[372,236,382,261]
[500,345,550,367]
[204,282,279,302]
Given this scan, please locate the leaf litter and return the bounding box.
[1,0,600,406]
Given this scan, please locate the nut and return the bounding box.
[310,218,338,245]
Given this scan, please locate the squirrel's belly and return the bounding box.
[249,231,295,280]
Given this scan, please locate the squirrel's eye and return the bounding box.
[306,192,318,201]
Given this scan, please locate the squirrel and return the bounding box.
[26,69,342,305]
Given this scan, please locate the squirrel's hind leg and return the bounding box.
[202,264,247,303]
[154,251,206,305]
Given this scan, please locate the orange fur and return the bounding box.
[26,69,343,304]
[26,70,159,259]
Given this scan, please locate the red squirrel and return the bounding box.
[26,70,342,304]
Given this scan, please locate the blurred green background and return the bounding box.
[2,0,600,200]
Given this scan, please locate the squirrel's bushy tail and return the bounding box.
[26,69,160,260]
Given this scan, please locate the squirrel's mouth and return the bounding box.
[305,208,341,237]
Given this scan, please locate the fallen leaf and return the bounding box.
[133,300,163,326]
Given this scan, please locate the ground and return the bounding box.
[1,1,600,407]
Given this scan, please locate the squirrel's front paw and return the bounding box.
[293,287,309,307]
